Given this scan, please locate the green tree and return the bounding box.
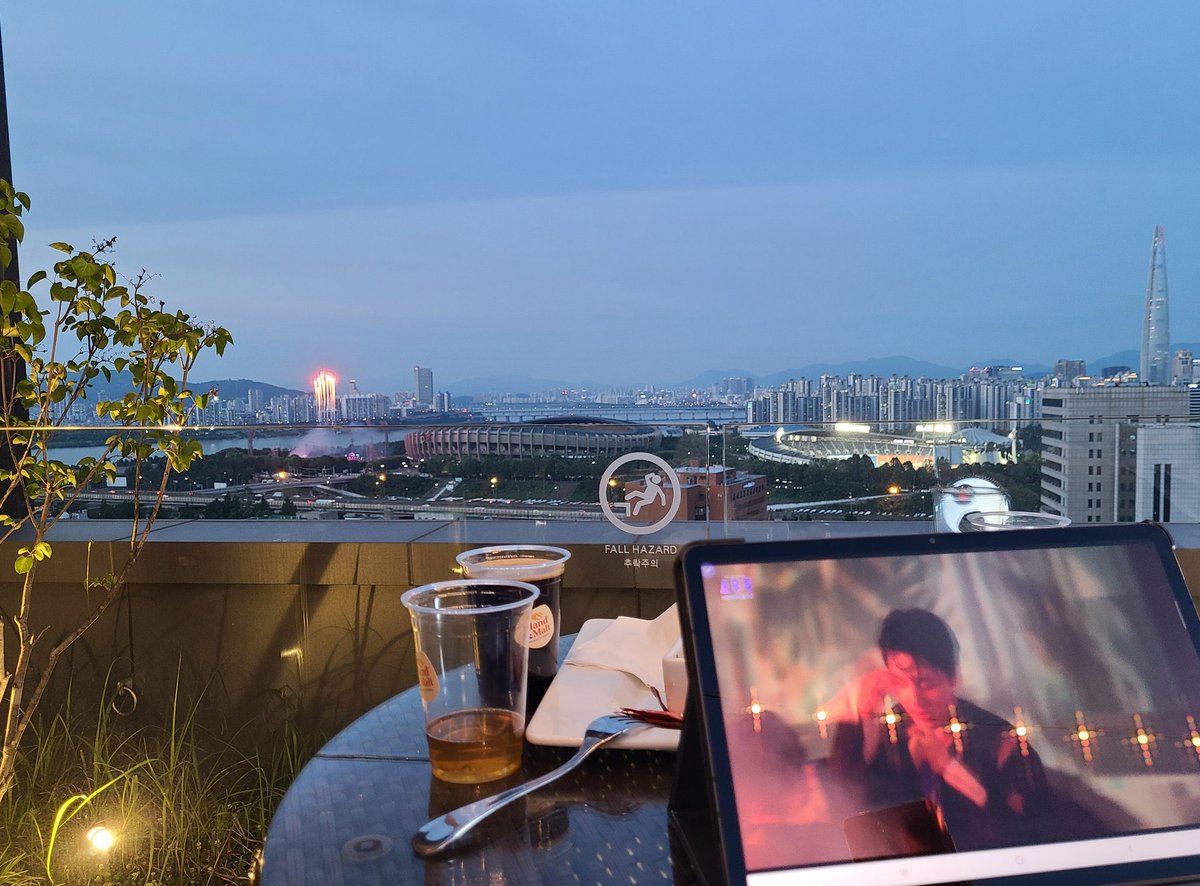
[0,182,232,806]
[1017,422,1042,454]
[672,432,709,466]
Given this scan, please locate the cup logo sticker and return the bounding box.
[527,604,554,649]
[416,650,439,702]
[598,452,683,536]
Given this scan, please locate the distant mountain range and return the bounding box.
[431,374,613,398]
[446,345,1200,394]
[102,348,1200,401]
[194,379,308,400]
[84,376,307,402]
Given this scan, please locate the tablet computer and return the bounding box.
[672,523,1200,886]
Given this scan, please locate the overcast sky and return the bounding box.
[4,3,1199,391]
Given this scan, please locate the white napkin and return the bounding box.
[566,604,682,691]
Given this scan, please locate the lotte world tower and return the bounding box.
[1141,225,1170,386]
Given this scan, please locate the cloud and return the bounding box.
[22,160,1200,390]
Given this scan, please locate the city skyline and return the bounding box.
[5,4,1200,389]
[194,336,1200,401]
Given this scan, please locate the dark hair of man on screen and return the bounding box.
[877,608,959,679]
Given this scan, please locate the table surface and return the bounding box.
[260,637,697,885]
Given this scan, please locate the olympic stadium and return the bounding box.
[402,417,661,460]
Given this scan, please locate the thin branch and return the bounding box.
[15,562,124,743]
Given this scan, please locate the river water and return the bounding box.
[48,427,398,463]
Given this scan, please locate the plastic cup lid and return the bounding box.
[401,578,539,615]
[455,545,571,581]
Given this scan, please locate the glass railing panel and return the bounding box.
[17,416,1017,530]
[28,401,1200,536]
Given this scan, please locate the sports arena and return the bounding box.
[402,417,660,460]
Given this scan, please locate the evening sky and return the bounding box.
[4,3,1199,391]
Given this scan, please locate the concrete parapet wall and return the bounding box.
[2,519,1197,745]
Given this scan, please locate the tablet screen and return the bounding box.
[687,527,1200,885]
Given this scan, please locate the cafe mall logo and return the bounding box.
[598,452,682,536]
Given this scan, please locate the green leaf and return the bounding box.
[49,242,73,254]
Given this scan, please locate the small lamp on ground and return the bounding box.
[86,825,115,853]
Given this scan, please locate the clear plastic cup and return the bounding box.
[401,579,538,783]
[963,511,1072,531]
[455,546,571,687]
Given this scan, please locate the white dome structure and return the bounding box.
[933,477,1011,533]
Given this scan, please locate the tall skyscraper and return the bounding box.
[414,366,434,406]
[1140,226,1170,386]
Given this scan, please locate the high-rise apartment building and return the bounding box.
[1051,359,1087,387]
[1140,226,1170,385]
[721,377,753,396]
[746,379,822,425]
[342,391,391,421]
[746,373,1041,434]
[1040,386,1187,523]
[1135,424,1200,523]
[414,366,434,406]
[1172,349,1194,386]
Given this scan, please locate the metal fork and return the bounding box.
[411,713,645,857]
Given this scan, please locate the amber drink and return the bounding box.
[402,579,538,784]
[456,546,571,713]
[425,707,525,783]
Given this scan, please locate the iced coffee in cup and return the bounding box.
[455,546,571,692]
[402,579,538,784]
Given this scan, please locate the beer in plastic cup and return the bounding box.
[402,579,538,783]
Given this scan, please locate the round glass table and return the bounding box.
[260,637,697,884]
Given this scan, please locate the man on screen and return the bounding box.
[829,608,1054,853]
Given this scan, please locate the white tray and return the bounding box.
[526,618,681,751]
